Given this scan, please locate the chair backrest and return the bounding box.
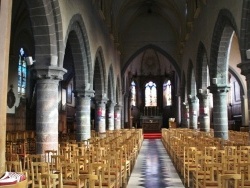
[26,154,42,169]
[5,161,22,172]
[60,162,79,182]
[218,174,241,188]
[78,174,102,188]
[44,150,57,163]
[31,161,50,187]
[39,173,63,188]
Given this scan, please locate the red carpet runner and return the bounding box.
[143,133,161,139]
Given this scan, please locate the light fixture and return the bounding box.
[26,56,35,66]
[212,78,217,84]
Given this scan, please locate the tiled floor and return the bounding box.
[127,139,184,188]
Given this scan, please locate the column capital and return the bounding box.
[95,94,108,104]
[237,61,250,76]
[32,65,67,80]
[188,96,198,104]
[75,89,95,98]
[197,92,210,100]
[208,85,230,94]
[107,100,115,107]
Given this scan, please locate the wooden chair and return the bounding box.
[90,163,116,188]
[50,155,66,173]
[218,173,241,188]
[192,155,212,188]
[60,162,79,187]
[78,174,102,188]
[38,173,63,188]
[5,161,23,172]
[198,162,222,188]
[44,150,57,163]
[184,147,199,187]
[30,161,50,188]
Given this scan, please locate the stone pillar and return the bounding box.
[124,94,129,127]
[95,97,107,133]
[36,80,60,155]
[181,102,189,128]
[188,96,199,129]
[197,91,210,132]
[238,62,250,144]
[34,66,66,158]
[241,95,249,127]
[0,0,12,174]
[209,85,230,139]
[75,89,94,141]
[106,100,115,130]
[114,104,122,129]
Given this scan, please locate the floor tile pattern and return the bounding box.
[127,139,184,188]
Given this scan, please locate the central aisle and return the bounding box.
[127,139,184,188]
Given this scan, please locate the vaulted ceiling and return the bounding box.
[102,0,194,77]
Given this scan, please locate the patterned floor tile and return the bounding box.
[127,139,184,188]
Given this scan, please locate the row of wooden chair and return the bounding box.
[4,128,143,188]
[162,128,250,188]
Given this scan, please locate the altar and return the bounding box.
[140,116,162,132]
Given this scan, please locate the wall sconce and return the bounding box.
[212,78,217,85]
[188,94,192,99]
[26,56,35,66]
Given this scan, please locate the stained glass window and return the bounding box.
[131,81,136,106]
[18,48,27,96]
[163,80,172,106]
[145,81,157,106]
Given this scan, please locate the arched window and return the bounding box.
[130,81,136,106]
[163,80,172,106]
[145,81,157,106]
[18,48,27,96]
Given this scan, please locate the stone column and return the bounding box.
[188,96,199,129]
[114,104,122,129]
[238,62,250,144]
[181,102,189,128]
[35,66,66,158]
[197,91,210,132]
[208,85,230,139]
[123,94,129,127]
[95,96,108,133]
[106,100,115,130]
[0,0,12,174]
[75,89,94,141]
[241,95,249,126]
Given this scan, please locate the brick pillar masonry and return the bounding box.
[197,92,210,132]
[188,96,198,129]
[107,101,115,130]
[114,104,122,129]
[209,85,230,140]
[75,90,94,141]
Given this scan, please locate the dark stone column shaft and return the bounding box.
[107,101,115,130]
[36,79,60,155]
[114,104,122,130]
[197,92,210,132]
[209,85,230,140]
[188,96,198,129]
